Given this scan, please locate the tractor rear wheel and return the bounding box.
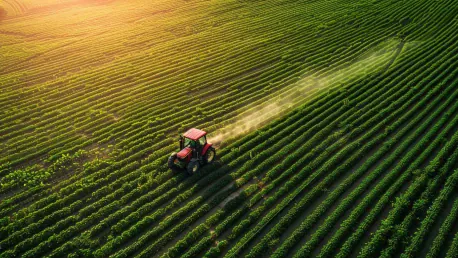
[187,160,200,175]
[168,153,177,170]
[204,147,216,164]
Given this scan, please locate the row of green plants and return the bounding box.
[291,29,458,258]
[331,99,458,258]
[358,123,458,257]
[309,81,458,258]
[389,167,458,257]
[225,20,450,256]
[272,55,458,258]
[425,197,458,258]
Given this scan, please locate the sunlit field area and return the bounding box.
[2,0,458,257]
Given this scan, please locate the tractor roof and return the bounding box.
[183,128,207,141]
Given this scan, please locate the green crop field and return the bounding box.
[1,0,458,257]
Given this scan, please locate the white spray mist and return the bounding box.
[208,38,407,146]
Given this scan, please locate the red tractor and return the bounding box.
[168,128,216,174]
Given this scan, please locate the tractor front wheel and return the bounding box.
[187,160,200,175]
[168,153,177,170]
[204,147,216,164]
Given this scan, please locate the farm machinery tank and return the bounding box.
[168,128,216,174]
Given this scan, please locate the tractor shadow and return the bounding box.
[170,158,225,178]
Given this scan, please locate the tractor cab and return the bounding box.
[168,128,216,175]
